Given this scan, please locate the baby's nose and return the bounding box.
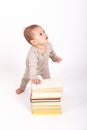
[44,33,48,37]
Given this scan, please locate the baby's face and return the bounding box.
[32,26,48,45]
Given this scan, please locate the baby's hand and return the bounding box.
[54,57,62,63]
[32,79,41,84]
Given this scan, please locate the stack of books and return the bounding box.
[30,78,63,115]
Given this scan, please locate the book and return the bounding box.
[31,78,62,89]
[30,98,61,103]
[32,101,61,106]
[32,108,62,115]
[31,78,63,99]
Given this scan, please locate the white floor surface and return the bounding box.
[0,67,87,130]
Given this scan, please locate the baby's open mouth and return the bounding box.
[46,36,48,40]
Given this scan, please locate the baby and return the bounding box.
[16,24,62,94]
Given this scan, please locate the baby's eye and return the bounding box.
[43,30,45,33]
[40,32,42,35]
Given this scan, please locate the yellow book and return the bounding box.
[32,108,62,115]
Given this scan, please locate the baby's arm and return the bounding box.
[49,43,62,62]
[28,51,41,84]
[52,56,62,63]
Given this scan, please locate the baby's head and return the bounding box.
[24,24,48,46]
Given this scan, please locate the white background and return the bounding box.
[0,0,87,130]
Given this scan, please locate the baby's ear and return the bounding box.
[30,40,37,46]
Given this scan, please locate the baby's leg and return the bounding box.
[16,78,30,94]
[16,88,24,94]
[41,67,50,79]
[16,67,30,94]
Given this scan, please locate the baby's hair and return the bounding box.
[24,24,39,44]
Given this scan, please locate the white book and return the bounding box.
[31,78,62,89]
[31,78,63,98]
[31,92,62,98]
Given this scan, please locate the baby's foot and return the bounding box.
[16,88,24,94]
